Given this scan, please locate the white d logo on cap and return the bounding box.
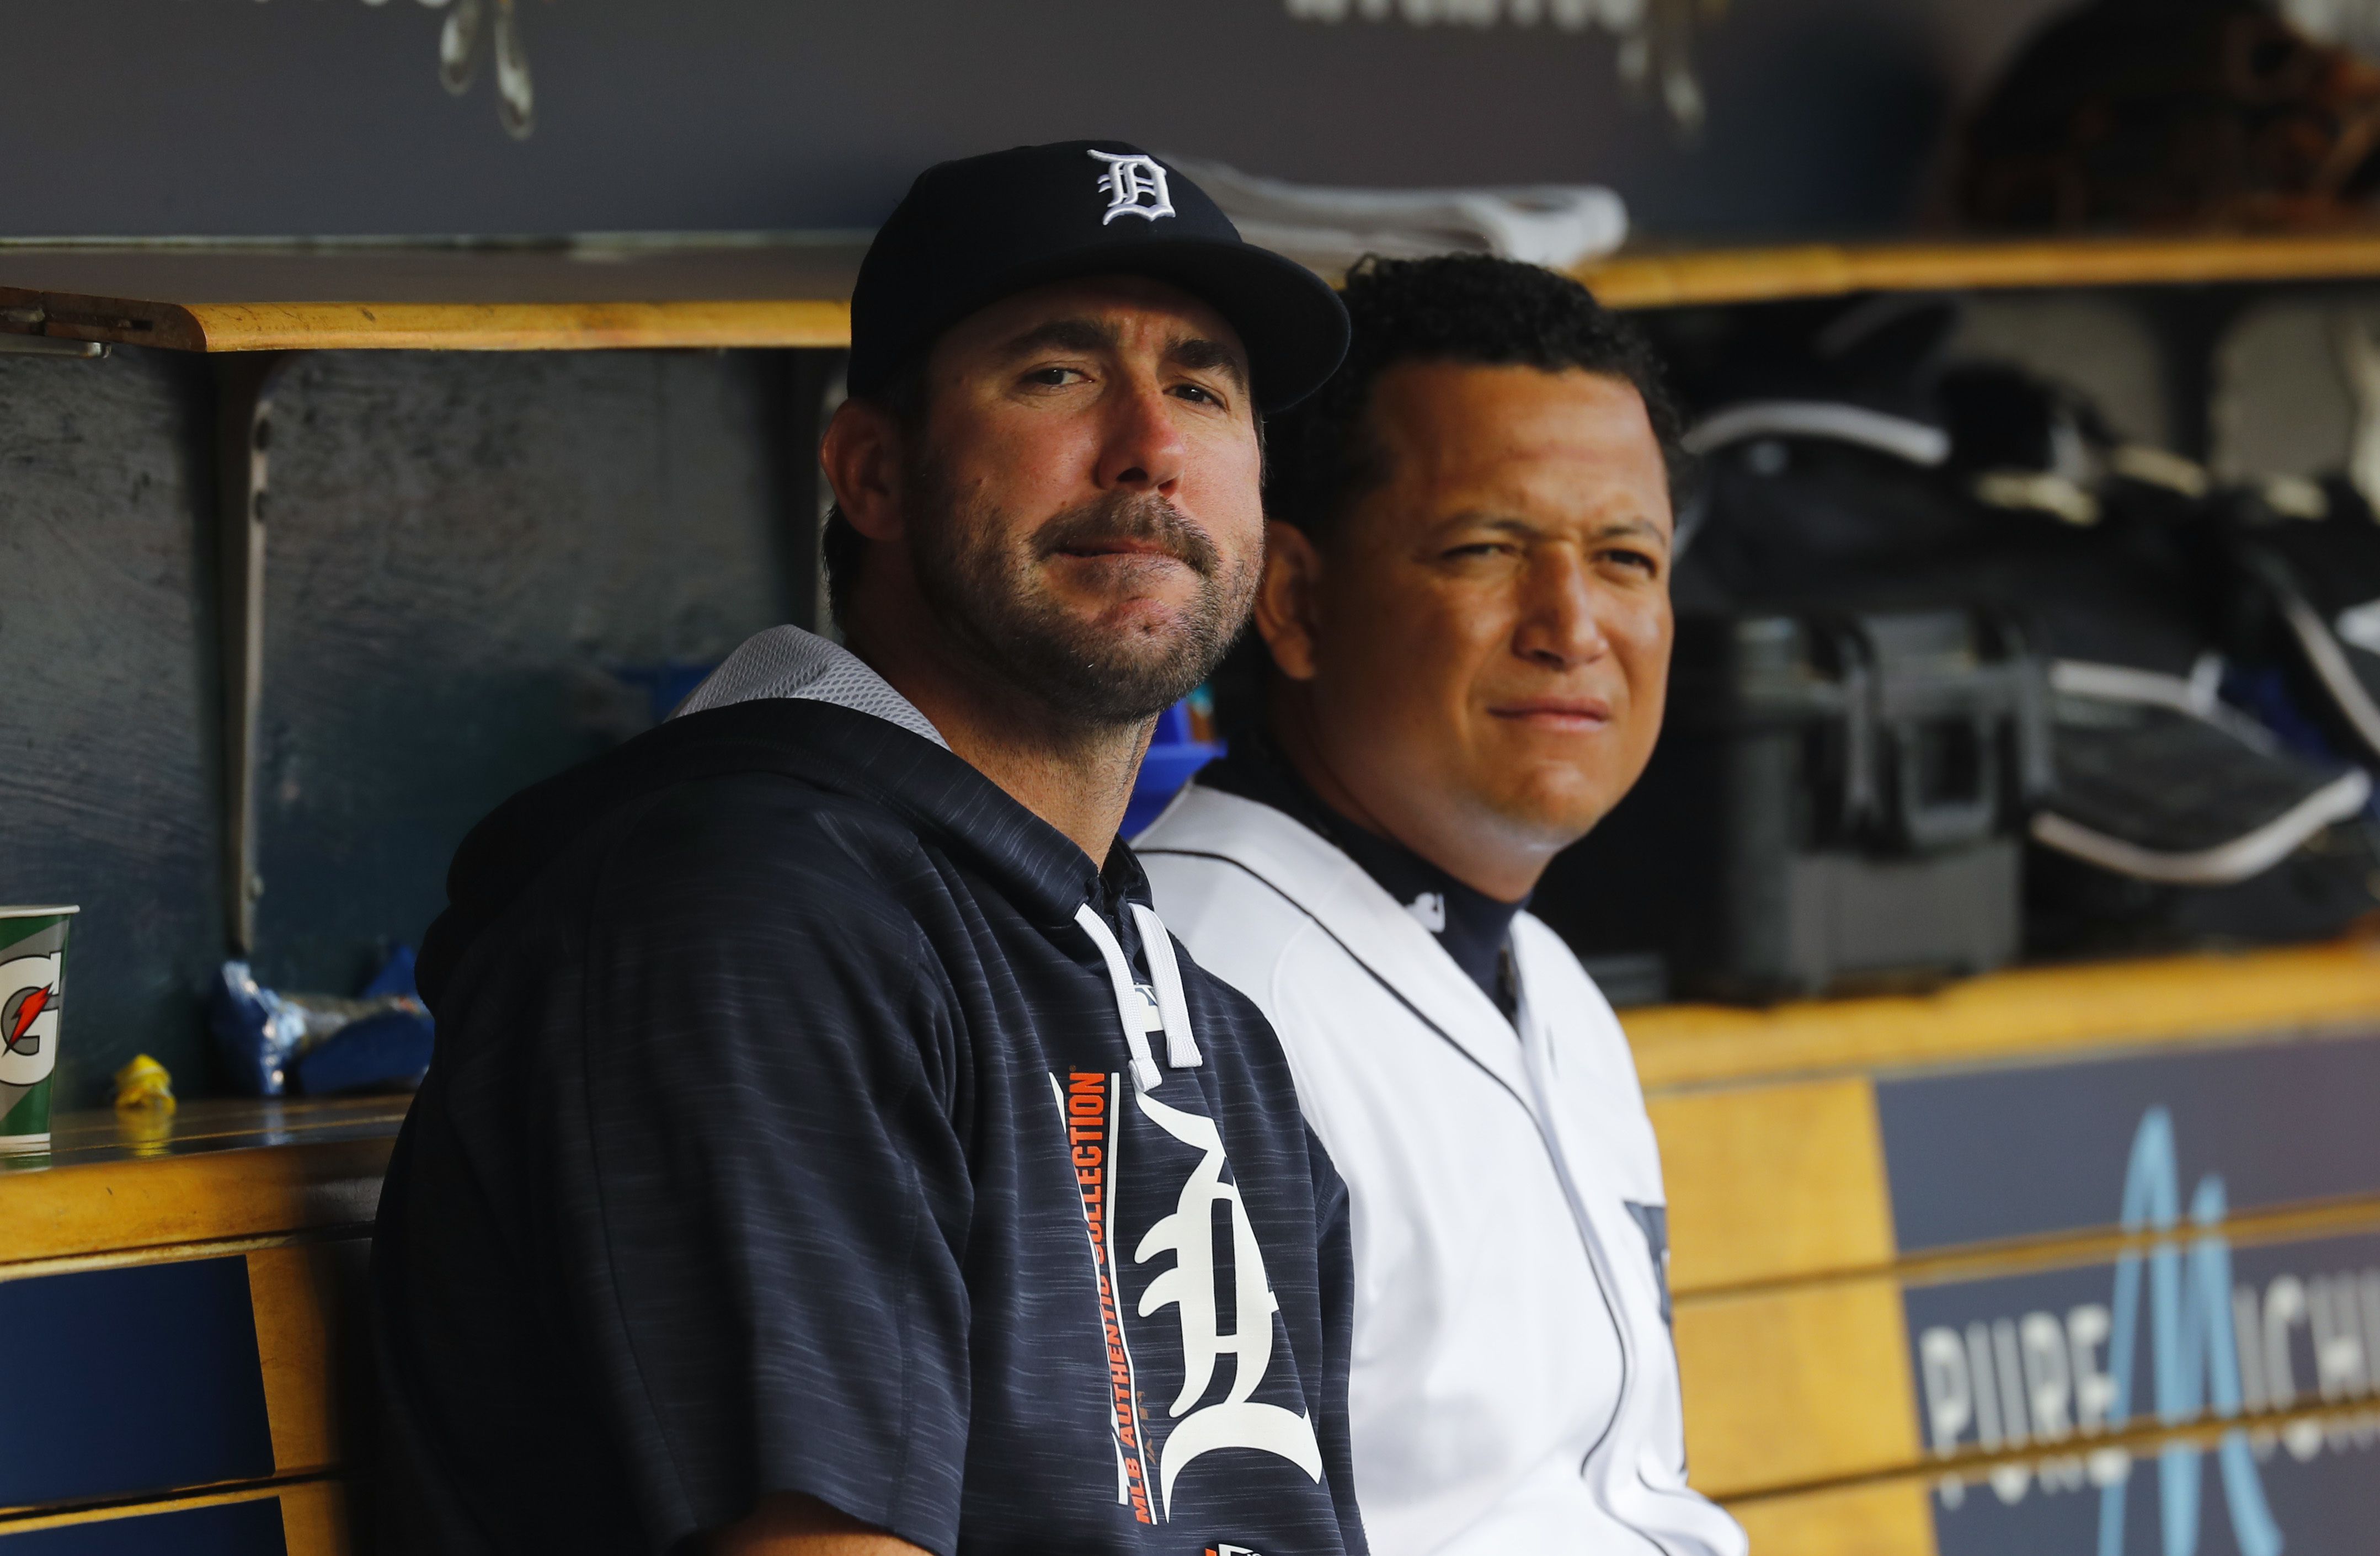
[1090,151,1177,225]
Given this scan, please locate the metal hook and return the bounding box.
[494,0,534,140]
[439,0,484,97]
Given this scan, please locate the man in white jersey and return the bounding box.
[1138,255,1746,1556]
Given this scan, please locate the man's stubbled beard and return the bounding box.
[905,451,1258,727]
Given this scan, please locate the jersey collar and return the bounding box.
[1138,782,1535,1105]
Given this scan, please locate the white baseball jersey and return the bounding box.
[1137,784,1746,1556]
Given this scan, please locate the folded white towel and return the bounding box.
[1167,157,1628,272]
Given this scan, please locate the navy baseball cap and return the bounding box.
[848,140,1350,413]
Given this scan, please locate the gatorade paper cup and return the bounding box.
[0,907,77,1153]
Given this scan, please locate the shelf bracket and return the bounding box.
[2130,286,2251,465]
[215,353,294,958]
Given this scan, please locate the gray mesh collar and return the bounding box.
[672,626,948,750]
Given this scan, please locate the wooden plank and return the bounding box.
[1892,1194,2380,1291]
[40,1095,410,1159]
[0,240,870,353]
[4,291,850,354]
[248,1244,361,1477]
[1587,244,1863,308]
[0,1138,389,1267]
[1626,940,2380,1092]
[0,285,201,350]
[1725,1478,1938,1556]
[1581,228,2380,309]
[0,1478,350,1551]
[1675,1276,1920,1499]
[276,1477,354,1556]
[1651,1078,1896,1295]
[173,299,852,353]
[0,1099,405,1270]
[1721,1397,2380,1554]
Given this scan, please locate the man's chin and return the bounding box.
[1050,631,1210,689]
[991,614,1224,724]
[1043,579,1206,635]
[1477,770,1623,851]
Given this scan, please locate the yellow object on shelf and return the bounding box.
[111,1053,175,1115]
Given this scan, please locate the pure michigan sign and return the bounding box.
[1881,1033,2380,1555]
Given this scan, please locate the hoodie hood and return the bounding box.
[418,696,1128,1011]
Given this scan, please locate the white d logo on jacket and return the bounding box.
[1138,785,1747,1556]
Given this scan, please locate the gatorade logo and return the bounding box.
[1205,1546,1263,1555]
[0,955,60,1088]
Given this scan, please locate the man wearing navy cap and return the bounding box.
[372,143,1363,1556]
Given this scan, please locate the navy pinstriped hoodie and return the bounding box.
[372,657,1366,1556]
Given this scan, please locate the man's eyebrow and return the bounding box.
[1165,334,1250,393]
[997,317,1120,359]
[1589,515,1671,545]
[1440,512,1672,545]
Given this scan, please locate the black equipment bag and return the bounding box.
[1550,304,2378,992]
[2218,476,2380,772]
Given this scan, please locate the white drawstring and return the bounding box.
[1127,903,1203,1070]
[1074,903,1164,1092]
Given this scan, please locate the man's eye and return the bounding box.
[1603,548,1659,574]
[1024,366,1082,386]
[1172,382,1220,406]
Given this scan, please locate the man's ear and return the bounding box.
[820,397,908,543]
[1254,520,1325,683]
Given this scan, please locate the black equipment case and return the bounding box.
[1535,607,2049,1002]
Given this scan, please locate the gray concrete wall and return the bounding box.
[2,347,223,1107]
[1,345,812,1106]
[1,0,2068,241]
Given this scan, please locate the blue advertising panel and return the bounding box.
[1879,1037,2380,1556]
[1877,1032,2380,1255]
[1907,1226,2380,1556]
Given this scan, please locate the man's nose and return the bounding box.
[1513,550,1611,669]
[1095,376,1188,494]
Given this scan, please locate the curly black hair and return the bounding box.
[1264,254,1684,545]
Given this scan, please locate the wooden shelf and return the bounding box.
[10,228,2380,353]
[0,240,863,352]
[1577,227,2380,309]
[0,1095,408,1269]
[1623,936,2380,1091]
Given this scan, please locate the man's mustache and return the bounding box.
[1032,494,1221,579]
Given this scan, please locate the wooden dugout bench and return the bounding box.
[7,943,2380,1552]
[0,1096,401,1553]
